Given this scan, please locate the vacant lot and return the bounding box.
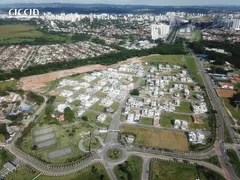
[151,160,224,180]
[120,126,189,151]
[20,64,106,92]
[216,89,237,98]
[161,113,210,130]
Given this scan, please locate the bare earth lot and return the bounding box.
[216,89,237,98]
[20,64,106,92]
[120,126,189,152]
[20,57,142,93]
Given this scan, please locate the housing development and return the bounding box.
[0,2,239,180]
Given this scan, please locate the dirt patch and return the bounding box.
[20,64,106,92]
[20,57,143,93]
[216,89,237,98]
[121,126,189,152]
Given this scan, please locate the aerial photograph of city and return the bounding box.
[0,0,240,179]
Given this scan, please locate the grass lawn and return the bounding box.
[151,160,224,180]
[114,156,142,180]
[175,101,192,113]
[0,149,14,169]
[160,113,209,130]
[83,137,100,150]
[192,31,202,42]
[203,156,221,168]
[82,111,98,121]
[227,149,240,177]
[140,117,153,125]
[90,103,106,113]
[107,149,123,160]
[142,55,186,67]
[0,79,17,90]
[224,123,233,143]
[120,126,189,151]
[6,166,39,180]
[223,98,240,124]
[22,164,109,180]
[0,24,42,38]
[185,55,204,86]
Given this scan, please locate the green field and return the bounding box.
[0,149,14,169]
[227,149,240,177]
[192,31,202,42]
[160,113,210,130]
[185,55,204,85]
[142,55,186,67]
[0,24,72,45]
[0,80,17,91]
[114,156,142,180]
[151,160,224,180]
[6,166,39,180]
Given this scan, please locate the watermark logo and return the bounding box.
[8,9,40,16]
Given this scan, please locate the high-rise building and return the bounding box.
[213,16,240,30]
[151,23,170,40]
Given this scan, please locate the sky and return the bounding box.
[0,0,240,6]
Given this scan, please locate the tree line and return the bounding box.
[0,44,187,81]
[189,41,240,69]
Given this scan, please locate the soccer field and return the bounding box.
[120,126,189,151]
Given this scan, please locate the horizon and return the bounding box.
[0,0,240,6]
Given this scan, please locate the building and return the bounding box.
[151,23,170,40]
[97,114,106,123]
[219,82,234,90]
[188,132,206,144]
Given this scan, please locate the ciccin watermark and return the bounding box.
[8,9,40,16]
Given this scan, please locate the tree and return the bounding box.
[45,105,54,117]
[82,116,88,121]
[64,107,75,122]
[130,89,139,96]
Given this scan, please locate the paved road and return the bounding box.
[191,52,239,180]
[141,157,150,180]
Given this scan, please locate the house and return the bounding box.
[124,135,135,144]
[97,114,106,123]
[219,82,234,90]
[58,114,65,121]
[188,132,206,144]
